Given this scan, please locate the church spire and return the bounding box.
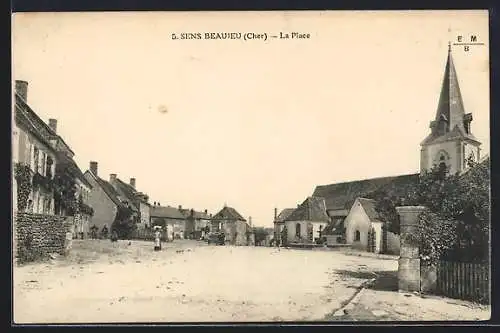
[432,42,467,134]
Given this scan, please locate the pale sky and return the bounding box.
[12,10,489,227]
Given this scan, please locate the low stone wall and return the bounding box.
[15,212,73,264]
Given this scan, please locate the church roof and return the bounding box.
[421,44,480,146]
[313,173,419,211]
[274,208,295,223]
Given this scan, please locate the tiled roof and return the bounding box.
[179,208,211,219]
[356,198,381,222]
[15,92,76,156]
[56,152,93,188]
[284,196,330,222]
[109,179,139,212]
[274,208,295,223]
[150,206,186,219]
[84,171,124,208]
[15,94,57,154]
[212,206,246,222]
[313,173,419,211]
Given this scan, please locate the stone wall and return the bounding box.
[15,212,73,264]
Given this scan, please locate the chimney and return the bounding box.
[204,209,208,214]
[274,208,278,219]
[15,80,28,101]
[249,216,252,227]
[110,174,117,183]
[48,119,58,133]
[130,178,136,189]
[89,161,98,176]
[154,201,156,206]
[178,205,182,210]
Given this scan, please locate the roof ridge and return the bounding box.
[315,173,419,188]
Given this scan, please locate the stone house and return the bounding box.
[84,162,134,236]
[273,208,294,246]
[40,117,94,238]
[13,80,57,215]
[311,45,482,254]
[181,207,212,239]
[150,204,186,239]
[109,175,150,230]
[55,151,94,238]
[282,197,330,245]
[211,206,249,246]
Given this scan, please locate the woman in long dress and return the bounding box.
[154,228,162,251]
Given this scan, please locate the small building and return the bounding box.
[182,208,212,239]
[283,197,330,245]
[109,175,151,230]
[273,208,295,246]
[150,204,186,239]
[344,198,382,253]
[84,162,135,236]
[344,197,401,254]
[211,205,249,246]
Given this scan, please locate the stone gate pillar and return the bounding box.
[396,206,427,293]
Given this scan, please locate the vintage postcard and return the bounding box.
[12,10,490,324]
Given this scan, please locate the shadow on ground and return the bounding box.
[335,270,398,292]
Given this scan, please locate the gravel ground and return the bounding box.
[13,240,489,323]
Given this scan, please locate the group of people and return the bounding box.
[88,224,119,242]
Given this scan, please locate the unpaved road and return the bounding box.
[14,240,397,323]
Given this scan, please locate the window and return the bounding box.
[40,152,46,176]
[46,156,53,179]
[354,230,360,241]
[295,223,301,237]
[33,147,39,173]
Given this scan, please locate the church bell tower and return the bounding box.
[420,42,481,175]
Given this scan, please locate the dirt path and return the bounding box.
[14,240,396,323]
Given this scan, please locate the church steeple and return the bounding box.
[419,42,481,176]
[431,42,468,135]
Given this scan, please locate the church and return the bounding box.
[306,43,484,253]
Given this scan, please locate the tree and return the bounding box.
[365,189,403,235]
[253,227,268,245]
[111,205,137,239]
[52,163,78,216]
[406,160,490,263]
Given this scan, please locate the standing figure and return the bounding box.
[111,230,118,242]
[101,225,109,239]
[154,226,162,251]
